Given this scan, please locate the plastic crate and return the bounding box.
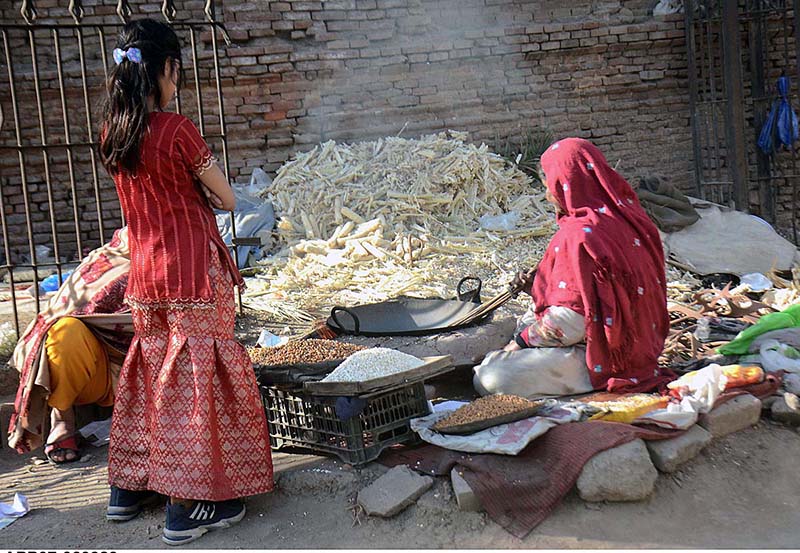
[262,382,430,466]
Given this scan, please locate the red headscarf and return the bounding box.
[533,138,671,393]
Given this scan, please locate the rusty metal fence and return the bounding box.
[0,0,238,337]
[685,0,800,243]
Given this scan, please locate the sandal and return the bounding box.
[44,435,82,465]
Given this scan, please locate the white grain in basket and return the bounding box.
[321,348,425,382]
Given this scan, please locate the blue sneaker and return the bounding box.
[106,486,161,522]
[162,499,246,546]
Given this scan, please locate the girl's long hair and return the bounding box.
[100,19,182,174]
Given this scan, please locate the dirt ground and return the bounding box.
[0,420,799,549]
[2,303,800,548]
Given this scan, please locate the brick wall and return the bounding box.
[0,0,695,266]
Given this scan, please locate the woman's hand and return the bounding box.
[503,340,522,352]
[198,164,236,211]
[202,185,225,210]
[511,267,537,295]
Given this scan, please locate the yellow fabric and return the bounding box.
[587,394,669,424]
[46,317,113,411]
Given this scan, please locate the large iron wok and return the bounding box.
[326,277,489,336]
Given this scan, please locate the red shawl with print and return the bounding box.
[532,138,670,392]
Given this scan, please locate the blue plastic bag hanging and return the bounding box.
[758,75,799,154]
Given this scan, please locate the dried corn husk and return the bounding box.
[246,132,558,323]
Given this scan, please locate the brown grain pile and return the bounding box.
[248,339,366,366]
[432,394,541,430]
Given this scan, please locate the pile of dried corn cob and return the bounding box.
[264,131,549,242]
[244,132,555,322]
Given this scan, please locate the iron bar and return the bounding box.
[68,0,84,23]
[0,22,227,31]
[3,29,41,315]
[29,28,65,283]
[721,0,750,210]
[705,15,724,191]
[99,28,110,94]
[780,0,798,243]
[209,19,242,308]
[686,2,704,197]
[162,0,178,23]
[190,28,207,135]
[76,25,107,244]
[20,0,37,25]
[116,0,132,23]
[0,134,226,152]
[53,29,85,260]
[793,0,800,242]
[750,4,774,221]
[2,4,240,331]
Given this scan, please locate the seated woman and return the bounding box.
[474,138,671,399]
[8,228,133,463]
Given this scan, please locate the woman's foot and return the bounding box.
[44,435,81,464]
[162,499,246,546]
[44,407,80,465]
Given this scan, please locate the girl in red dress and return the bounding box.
[98,19,273,545]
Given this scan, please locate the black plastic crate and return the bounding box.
[261,382,430,466]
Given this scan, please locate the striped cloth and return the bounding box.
[112,112,242,310]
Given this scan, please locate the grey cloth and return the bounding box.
[664,205,800,276]
[473,346,593,399]
[636,176,700,233]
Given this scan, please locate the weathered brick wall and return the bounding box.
[218,0,692,184]
[0,0,696,266]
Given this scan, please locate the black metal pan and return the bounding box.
[326,277,485,336]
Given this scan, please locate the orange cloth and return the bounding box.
[722,365,765,390]
[46,317,113,411]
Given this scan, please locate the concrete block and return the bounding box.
[450,468,482,512]
[646,425,712,473]
[770,395,800,427]
[577,439,657,502]
[358,465,433,517]
[699,394,761,438]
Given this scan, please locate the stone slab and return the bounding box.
[450,467,482,512]
[698,394,761,438]
[770,396,800,427]
[339,311,517,367]
[577,439,657,502]
[646,425,712,473]
[358,465,433,518]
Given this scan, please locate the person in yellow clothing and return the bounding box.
[42,317,118,462]
[9,228,132,464]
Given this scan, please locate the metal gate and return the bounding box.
[685,0,800,243]
[0,0,236,338]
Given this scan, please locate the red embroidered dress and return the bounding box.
[107,112,273,501]
[114,112,242,309]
